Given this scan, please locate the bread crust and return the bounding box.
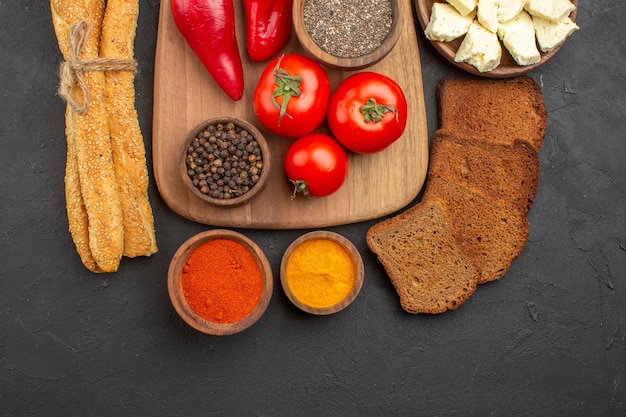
[101,0,157,257]
[52,0,124,272]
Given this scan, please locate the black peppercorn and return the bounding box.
[186,121,264,200]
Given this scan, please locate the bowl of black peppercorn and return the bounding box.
[180,117,272,208]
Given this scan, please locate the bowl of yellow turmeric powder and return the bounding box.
[168,229,273,335]
[280,231,364,315]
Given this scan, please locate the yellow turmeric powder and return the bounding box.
[285,238,356,309]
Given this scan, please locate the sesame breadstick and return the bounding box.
[64,116,103,272]
[100,0,157,258]
[51,0,124,272]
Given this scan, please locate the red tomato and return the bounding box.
[327,72,408,154]
[284,134,348,198]
[253,54,331,138]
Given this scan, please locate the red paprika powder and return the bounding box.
[181,238,263,324]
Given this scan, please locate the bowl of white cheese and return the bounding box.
[415,0,579,77]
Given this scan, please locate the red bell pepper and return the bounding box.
[170,0,244,101]
[243,0,293,62]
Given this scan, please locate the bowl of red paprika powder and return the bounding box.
[180,117,271,207]
[168,229,273,335]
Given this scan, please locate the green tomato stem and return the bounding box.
[290,179,311,199]
[271,55,302,126]
[360,98,399,123]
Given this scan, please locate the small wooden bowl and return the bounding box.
[293,0,402,70]
[280,231,364,315]
[179,117,271,208]
[167,229,273,335]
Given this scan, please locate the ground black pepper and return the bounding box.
[185,122,264,200]
[303,0,393,58]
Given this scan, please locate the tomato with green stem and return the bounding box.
[327,72,408,154]
[253,54,330,138]
[284,134,348,198]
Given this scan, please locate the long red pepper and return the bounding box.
[170,0,244,100]
[243,0,293,62]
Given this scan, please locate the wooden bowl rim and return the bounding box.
[167,229,273,335]
[179,116,272,208]
[292,0,403,70]
[280,230,365,315]
[414,0,579,78]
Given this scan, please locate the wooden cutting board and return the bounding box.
[152,0,428,229]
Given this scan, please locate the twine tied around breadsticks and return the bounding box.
[58,20,138,114]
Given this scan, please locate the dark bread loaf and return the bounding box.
[436,76,547,151]
[428,130,540,214]
[366,199,479,314]
[423,177,529,284]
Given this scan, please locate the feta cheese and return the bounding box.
[497,0,527,23]
[497,10,541,66]
[455,21,502,72]
[446,0,478,17]
[525,0,576,23]
[533,15,579,52]
[477,0,499,33]
[425,3,475,42]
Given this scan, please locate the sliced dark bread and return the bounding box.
[436,76,547,151]
[423,177,529,284]
[367,76,547,314]
[428,130,540,214]
[366,199,480,314]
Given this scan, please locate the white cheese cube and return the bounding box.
[455,21,502,72]
[497,10,541,66]
[525,0,576,23]
[497,0,527,23]
[533,15,579,52]
[446,0,478,17]
[477,0,499,33]
[425,3,476,42]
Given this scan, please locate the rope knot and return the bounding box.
[58,20,138,114]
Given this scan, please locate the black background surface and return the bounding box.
[2,1,625,415]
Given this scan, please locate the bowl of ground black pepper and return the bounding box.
[180,117,271,207]
[293,0,401,70]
